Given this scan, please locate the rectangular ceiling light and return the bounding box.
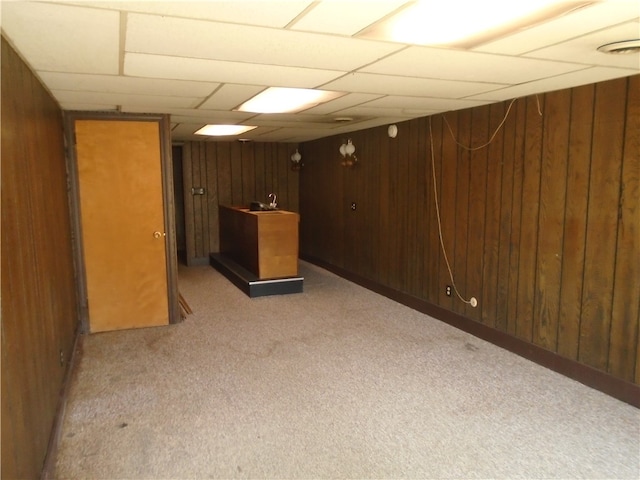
[194,124,257,136]
[236,87,344,114]
[359,0,593,48]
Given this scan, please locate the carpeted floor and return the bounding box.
[53,261,640,479]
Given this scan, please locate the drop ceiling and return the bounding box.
[2,0,639,143]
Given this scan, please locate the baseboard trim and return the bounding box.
[302,255,640,408]
[41,327,83,479]
[187,256,210,267]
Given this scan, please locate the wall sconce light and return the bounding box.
[339,139,357,167]
[291,148,303,171]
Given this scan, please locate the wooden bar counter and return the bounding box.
[219,205,299,280]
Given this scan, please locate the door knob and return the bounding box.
[153,231,165,239]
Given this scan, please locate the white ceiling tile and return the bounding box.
[330,116,411,134]
[330,105,430,118]
[125,13,402,71]
[52,90,201,109]
[525,20,640,70]
[363,96,491,111]
[291,0,408,35]
[304,93,386,114]
[124,53,346,88]
[57,103,119,112]
[475,1,640,55]
[170,122,207,138]
[361,46,587,84]
[38,72,219,97]
[59,1,313,27]
[2,0,637,142]
[322,72,505,98]
[245,118,338,129]
[1,2,120,74]
[175,111,258,122]
[199,84,266,110]
[467,66,640,102]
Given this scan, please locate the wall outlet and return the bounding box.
[445,285,452,297]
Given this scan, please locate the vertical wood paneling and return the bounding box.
[330,142,344,267]
[557,85,593,359]
[276,144,290,208]
[230,142,244,205]
[182,143,196,263]
[453,111,471,315]
[264,144,275,202]
[217,143,232,206]
[438,116,458,310]
[306,141,324,261]
[506,100,526,336]
[423,116,439,302]
[387,130,402,289]
[466,106,489,320]
[191,143,204,258]
[579,78,627,370]
[515,95,544,341]
[2,37,78,479]
[206,143,220,253]
[298,74,640,386]
[610,75,639,382]
[534,89,571,351]
[182,141,299,263]
[406,119,420,295]
[327,139,342,266]
[360,130,380,281]
[289,148,300,214]
[199,143,209,255]
[254,143,267,202]
[344,138,357,274]
[378,130,392,286]
[241,142,256,205]
[482,103,505,328]
[495,100,516,332]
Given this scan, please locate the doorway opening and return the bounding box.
[172,144,187,265]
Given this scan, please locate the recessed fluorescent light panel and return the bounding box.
[360,0,592,48]
[236,87,344,114]
[194,124,257,136]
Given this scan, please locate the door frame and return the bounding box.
[64,111,180,332]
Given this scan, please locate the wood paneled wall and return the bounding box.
[181,141,299,264]
[1,37,79,479]
[300,75,640,385]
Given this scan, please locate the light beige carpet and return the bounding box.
[53,261,640,479]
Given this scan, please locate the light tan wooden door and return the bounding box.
[75,119,169,332]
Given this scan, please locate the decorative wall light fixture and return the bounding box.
[339,139,357,167]
[291,148,303,171]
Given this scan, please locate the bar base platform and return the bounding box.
[210,253,303,298]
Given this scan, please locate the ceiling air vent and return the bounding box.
[597,39,640,55]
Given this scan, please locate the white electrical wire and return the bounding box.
[441,98,517,152]
[441,95,542,152]
[428,116,476,307]
[428,95,542,307]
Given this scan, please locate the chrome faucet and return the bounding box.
[268,193,277,209]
